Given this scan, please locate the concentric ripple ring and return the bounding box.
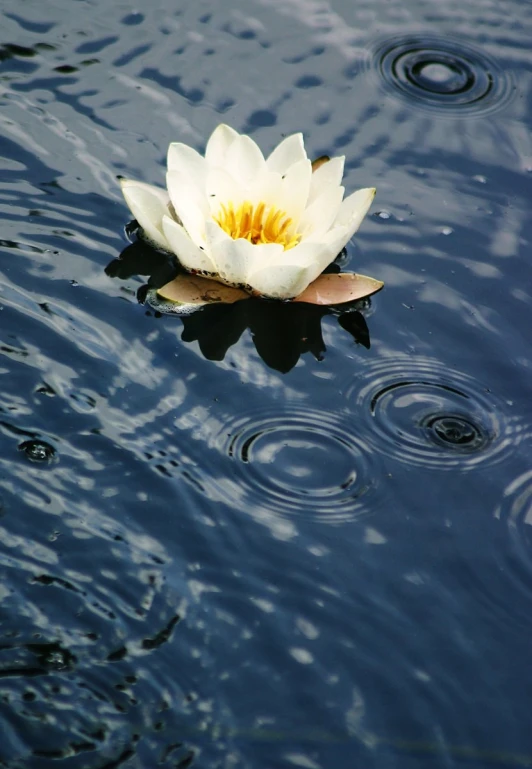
[343,355,523,470]
[210,406,385,524]
[374,34,513,115]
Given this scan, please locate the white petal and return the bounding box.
[264,227,350,284]
[120,179,171,250]
[267,133,307,174]
[207,222,283,285]
[309,225,351,274]
[298,185,344,239]
[204,219,228,251]
[205,124,240,168]
[246,170,283,208]
[248,262,316,299]
[257,239,322,270]
[205,167,242,215]
[205,168,282,216]
[162,215,216,273]
[246,223,352,298]
[275,158,312,229]
[334,187,376,239]
[166,170,209,247]
[167,142,206,189]
[226,135,266,185]
[308,156,345,205]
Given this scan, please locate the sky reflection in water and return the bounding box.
[0,0,532,766]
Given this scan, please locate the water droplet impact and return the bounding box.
[375,35,512,115]
[18,439,56,463]
[423,414,485,450]
[343,356,524,470]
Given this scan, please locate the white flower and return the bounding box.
[120,124,376,300]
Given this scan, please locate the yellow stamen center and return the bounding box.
[213,201,300,250]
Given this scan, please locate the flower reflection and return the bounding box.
[106,241,372,373]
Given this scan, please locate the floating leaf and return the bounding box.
[293,273,384,306]
[311,155,330,173]
[157,274,250,306]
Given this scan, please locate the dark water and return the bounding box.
[1,0,532,767]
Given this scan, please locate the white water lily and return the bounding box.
[120,124,376,300]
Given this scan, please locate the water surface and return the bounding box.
[1,0,532,767]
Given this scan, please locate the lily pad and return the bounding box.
[293,273,384,306]
[157,274,249,306]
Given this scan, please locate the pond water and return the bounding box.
[1,0,531,767]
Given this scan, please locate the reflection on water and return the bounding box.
[108,239,373,373]
[1,0,532,766]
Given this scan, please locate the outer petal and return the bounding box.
[120,179,171,251]
[267,133,307,174]
[261,226,351,285]
[333,187,376,239]
[206,221,283,285]
[167,142,206,189]
[298,185,344,239]
[162,215,216,273]
[205,124,240,168]
[248,262,316,300]
[308,155,345,205]
[226,135,266,185]
[307,225,352,275]
[166,170,209,248]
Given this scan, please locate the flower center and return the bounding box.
[213,201,300,250]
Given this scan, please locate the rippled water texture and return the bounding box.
[1,0,532,767]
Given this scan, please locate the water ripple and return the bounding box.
[344,355,524,470]
[493,469,532,611]
[374,34,513,116]
[207,405,387,524]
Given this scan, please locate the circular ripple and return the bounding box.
[344,355,522,470]
[212,407,384,524]
[374,35,513,115]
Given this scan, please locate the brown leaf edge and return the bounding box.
[156,271,384,309]
[157,274,249,306]
[293,273,384,305]
[311,155,330,173]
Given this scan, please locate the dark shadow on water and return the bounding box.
[106,239,372,373]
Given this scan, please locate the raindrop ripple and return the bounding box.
[212,406,385,524]
[374,34,513,115]
[344,355,523,470]
[18,439,56,464]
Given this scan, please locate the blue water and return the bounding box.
[1,0,532,767]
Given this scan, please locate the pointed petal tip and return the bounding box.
[209,123,240,142]
[119,178,135,190]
